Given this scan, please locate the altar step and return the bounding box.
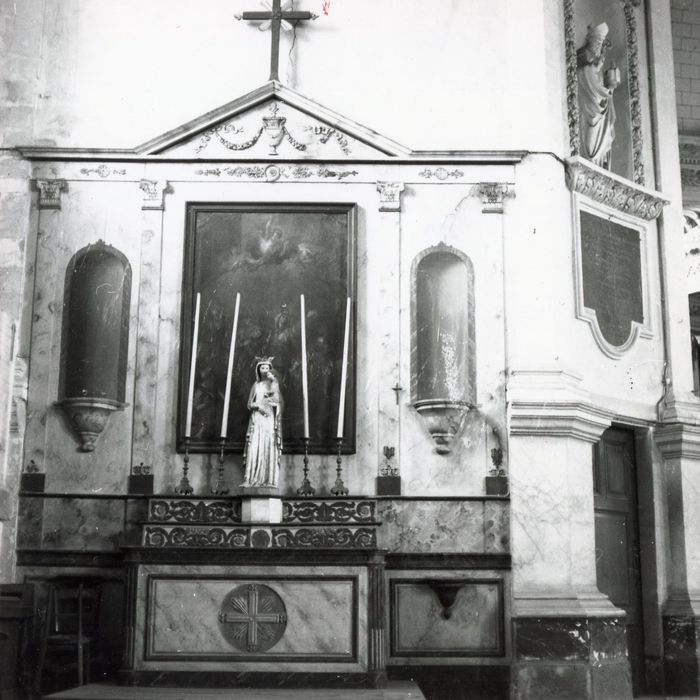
[44,680,424,699]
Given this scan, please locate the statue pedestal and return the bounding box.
[240,488,282,523]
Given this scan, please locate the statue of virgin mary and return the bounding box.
[241,358,283,488]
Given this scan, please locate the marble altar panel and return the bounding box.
[391,579,504,656]
[148,577,355,658]
[133,564,368,673]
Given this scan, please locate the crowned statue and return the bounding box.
[577,22,621,170]
[241,358,283,489]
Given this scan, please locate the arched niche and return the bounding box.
[411,244,476,453]
[58,240,132,451]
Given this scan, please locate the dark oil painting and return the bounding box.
[179,203,356,454]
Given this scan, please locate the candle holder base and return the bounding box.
[330,479,349,497]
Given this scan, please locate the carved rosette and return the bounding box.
[376,181,405,212]
[475,182,514,213]
[58,397,124,452]
[35,179,67,209]
[565,158,667,220]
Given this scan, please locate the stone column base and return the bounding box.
[663,613,700,695]
[512,616,631,699]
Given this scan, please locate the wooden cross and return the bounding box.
[218,584,287,652]
[236,0,318,82]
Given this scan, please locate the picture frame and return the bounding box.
[178,202,357,454]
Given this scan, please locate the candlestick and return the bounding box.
[220,292,241,438]
[175,438,194,495]
[296,437,315,496]
[212,438,229,495]
[300,294,309,439]
[184,292,201,438]
[336,297,351,439]
[330,437,348,496]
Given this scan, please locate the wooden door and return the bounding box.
[593,427,645,694]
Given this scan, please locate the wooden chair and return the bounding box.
[35,578,100,693]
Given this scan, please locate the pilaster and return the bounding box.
[129,180,170,491]
[374,182,403,494]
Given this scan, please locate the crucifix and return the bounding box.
[236,0,318,82]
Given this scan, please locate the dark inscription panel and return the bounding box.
[580,210,643,347]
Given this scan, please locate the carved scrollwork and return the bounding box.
[149,499,242,523]
[281,500,376,524]
[271,527,377,549]
[143,525,250,548]
[566,157,666,220]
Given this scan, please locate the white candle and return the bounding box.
[184,292,201,438]
[220,292,241,439]
[300,294,309,439]
[336,297,351,439]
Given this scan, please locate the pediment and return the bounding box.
[136,81,410,159]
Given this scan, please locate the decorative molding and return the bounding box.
[418,167,464,181]
[193,164,358,182]
[563,0,645,183]
[564,0,580,157]
[622,0,645,185]
[304,125,351,155]
[475,182,514,214]
[282,500,376,524]
[376,181,405,212]
[79,165,127,178]
[413,400,472,454]
[142,524,378,549]
[654,423,700,460]
[149,499,242,524]
[509,401,613,443]
[139,179,170,210]
[566,157,667,220]
[35,179,67,209]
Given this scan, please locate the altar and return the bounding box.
[120,496,384,687]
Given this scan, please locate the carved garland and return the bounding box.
[563,0,644,185]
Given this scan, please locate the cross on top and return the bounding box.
[236,0,318,82]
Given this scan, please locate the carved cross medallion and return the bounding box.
[218,583,287,652]
[236,0,318,82]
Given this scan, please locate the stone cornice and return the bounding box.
[510,401,613,443]
[565,158,667,220]
[654,423,700,460]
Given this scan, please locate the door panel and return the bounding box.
[593,427,645,694]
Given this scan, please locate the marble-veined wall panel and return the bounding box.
[391,578,504,656]
[25,180,142,493]
[377,499,509,553]
[399,185,507,496]
[40,497,125,550]
[147,577,355,658]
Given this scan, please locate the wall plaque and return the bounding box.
[579,209,644,351]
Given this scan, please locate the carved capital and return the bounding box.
[655,423,700,460]
[35,179,67,209]
[565,157,667,220]
[376,181,404,212]
[475,182,514,214]
[139,179,170,210]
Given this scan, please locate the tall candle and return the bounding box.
[220,292,241,439]
[336,297,351,439]
[300,294,309,439]
[184,292,201,438]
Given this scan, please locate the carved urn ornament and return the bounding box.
[58,241,131,451]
